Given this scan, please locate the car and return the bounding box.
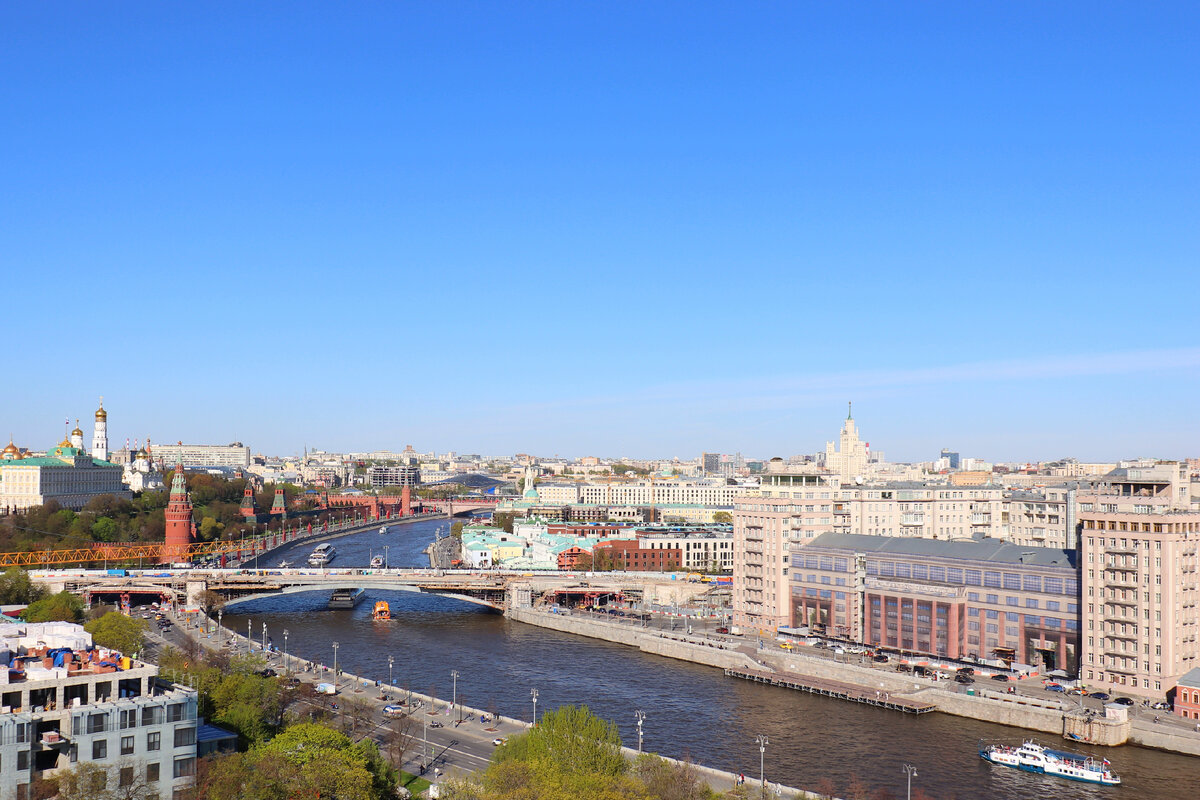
[1151,701,1171,710]
[430,721,444,728]
[715,627,729,635]
[954,674,974,684]
[779,642,794,650]
[492,737,507,746]
[873,654,890,663]
[1046,684,1066,693]
[990,674,1010,682]
[1089,692,1111,701]
[956,667,975,675]
[1067,687,1087,695]
[1113,696,1135,706]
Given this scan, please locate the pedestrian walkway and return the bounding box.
[725,667,936,714]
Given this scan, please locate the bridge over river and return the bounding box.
[31,566,709,614]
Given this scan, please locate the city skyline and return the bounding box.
[4,3,1198,458]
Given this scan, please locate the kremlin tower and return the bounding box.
[163,461,193,563]
[240,482,257,519]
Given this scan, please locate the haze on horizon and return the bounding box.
[3,3,1197,463]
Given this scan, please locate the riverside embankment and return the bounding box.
[509,605,1200,757]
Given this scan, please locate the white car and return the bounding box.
[492,737,506,746]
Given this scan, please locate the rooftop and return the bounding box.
[805,532,1077,569]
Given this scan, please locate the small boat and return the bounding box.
[328,588,365,609]
[278,559,293,568]
[307,543,336,566]
[379,525,388,535]
[980,740,1120,786]
[372,601,392,621]
[370,555,384,568]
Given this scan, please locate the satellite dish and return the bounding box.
[854,476,865,485]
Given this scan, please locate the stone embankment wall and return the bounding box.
[507,608,758,671]
[1128,727,1200,757]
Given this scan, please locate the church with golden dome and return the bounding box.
[0,400,131,512]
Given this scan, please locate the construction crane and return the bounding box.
[0,538,257,568]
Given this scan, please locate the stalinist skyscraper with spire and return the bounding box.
[824,403,869,483]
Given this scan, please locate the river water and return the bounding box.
[223,519,1200,799]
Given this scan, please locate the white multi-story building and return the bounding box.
[640,530,734,572]
[733,462,839,633]
[0,437,130,512]
[824,405,869,482]
[578,478,748,507]
[148,443,251,469]
[1079,462,1200,701]
[0,622,198,800]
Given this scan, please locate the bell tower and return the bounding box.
[92,397,109,460]
[163,461,193,563]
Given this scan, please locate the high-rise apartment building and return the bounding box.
[1079,462,1200,700]
[732,461,837,634]
[149,443,251,469]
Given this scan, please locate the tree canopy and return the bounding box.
[22,591,84,623]
[85,612,147,656]
[0,567,45,605]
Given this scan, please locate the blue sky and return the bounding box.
[3,3,1197,462]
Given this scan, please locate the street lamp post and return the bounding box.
[247,619,252,651]
[755,734,769,798]
[450,670,459,722]
[332,641,340,687]
[217,609,223,644]
[902,764,918,800]
[262,622,267,654]
[384,545,390,570]
[530,688,538,726]
[388,655,394,690]
[283,629,290,673]
[635,710,645,753]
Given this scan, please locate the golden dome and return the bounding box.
[2,440,19,458]
[59,436,73,448]
[71,420,83,436]
[95,405,107,420]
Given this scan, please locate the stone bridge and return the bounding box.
[32,567,711,615]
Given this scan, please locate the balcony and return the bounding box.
[1106,627,1138,641]
[833,506,850,516]
[901,514,925,527]
[1103,610,1138,624]
[1103,573,1138,589]
[971,513,992,525]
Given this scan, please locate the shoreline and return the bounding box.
[508,605,1200,759]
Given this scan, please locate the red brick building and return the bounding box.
[594,539,682,571]
[1174,668,1200,721]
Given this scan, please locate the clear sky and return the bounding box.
[3,3,1198,462]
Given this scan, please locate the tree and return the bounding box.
[85,612,148,656]
[711,511,732,524]
[0,567,45,604]
[23,591,84,623]
[496,705,626,778]
[631,755,714,800]
[91,517,119,542]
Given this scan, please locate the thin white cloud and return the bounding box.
[497,346,1200,415]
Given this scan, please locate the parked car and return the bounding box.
[779,642,794,650]
[1046,684,1066,693]
[872,654,890,663]
[1067,687,1087,695]
[956,666,975,675]
[1113,696,1135,706]
[954,674,975,685]
[991,674,1010,682]
[492,737,507,746]
[1151,701,1171,710]
[430,721,444,728]
[1089,692,1111,701]
[715,627,729,635]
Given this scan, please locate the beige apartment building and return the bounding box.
[1079,462,1200,700]
[732,462,837,633]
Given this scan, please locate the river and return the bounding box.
[223,519,1200,799]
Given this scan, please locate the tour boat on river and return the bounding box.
[979,740,1120,786]
[370,555,384,568]
[307,543,336,566]
[372,601,392,621]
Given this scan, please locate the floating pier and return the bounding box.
[724,667,936,714]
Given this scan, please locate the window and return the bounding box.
[173,757,195,778]
[120,766,135,788]
[147,762,160,783]
[147,731,161,751]
[174,727,196,748]
[167,704,184,723]
[120,709,137,729]
[93,739,108,760]
[121,735,135,755]
[87,713,108,734]
[143,707,163,726]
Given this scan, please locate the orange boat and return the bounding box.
[372,601,391,621]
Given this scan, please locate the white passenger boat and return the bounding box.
[370,555,383,568]
[379,525,388,535]
[980,740,1120,785]
[278,559,293,568]
[307,543,336,566]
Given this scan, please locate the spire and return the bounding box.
[170,461,187,498]
[847,401,853,420]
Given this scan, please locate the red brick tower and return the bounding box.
[162,462,193,563]
[270,486,286,515]
[240,482,256,519]
[401,485,412,517]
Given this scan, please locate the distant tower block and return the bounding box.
[270,486,286,515]
[240,483,257,519]
[401,484,412,517]
[162,462,193,564]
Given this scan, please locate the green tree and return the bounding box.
[23,591,84,623]
[711,511,732,524]
[0,567,46,605]
[85,612,148,656]
[496,705,626,778]
[91,517,119,542]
